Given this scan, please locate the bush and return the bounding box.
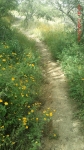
[42,28,84,121]
[42,29,76,60]
[0,28,53,149]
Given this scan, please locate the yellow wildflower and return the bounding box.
[47,107,50,110]
[46,114,49,116]
[0,99,3,102]
[4,45,9,49]
[12,142,15,145]
[26,94,28,97]
[22,117,27,125]
[28,106,30,108]
[23,117,27,121]
[28,112,30,115]
[21,93,24,97]
[0,55,2,58]
[36,118,39,121]
[35,141,38,144]
[43,110,46,113]
[4,102,8,105]
[2,67,5,70]
[32,64,34,67]
[1,126,4,128]
[22,85,26,90]
[25,126,28,129]
[2,140,4,142]
[50,112,53,117]
[9,65,13,68]
[25,79,28,82]
[31,110,34,113]
[15,83,18,86]
[12,52,17,55]
[53,134,56,137]
[11,77,15,81]
[2,59,6,62]
[24,74,27,77]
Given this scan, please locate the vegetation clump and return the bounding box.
[0,20,54,149]
[42,25,84,121]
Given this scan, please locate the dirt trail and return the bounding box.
[19,29,84,150]
[34,38,84,150]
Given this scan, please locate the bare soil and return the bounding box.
[34,38,84,150]
[18,28,84,150]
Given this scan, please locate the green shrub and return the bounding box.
[42,28,84,121]
[42,30,76,60]
[0,28,53,149]
[0,19,12,41]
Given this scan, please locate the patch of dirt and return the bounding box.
[34,38,84,150]
[18,28,84,150]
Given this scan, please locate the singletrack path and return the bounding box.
[19,29,84,150]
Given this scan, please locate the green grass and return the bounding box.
[42,28,84,121]
[0,21,54,150]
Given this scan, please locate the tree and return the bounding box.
[0,0,18,41]
[18,0,61,25]
[0,0,18,18]
[18,0,37,25]
[46,0,84,37]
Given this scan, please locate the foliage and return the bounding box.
[18,0,36,26]
[35,3,61,20]
[42,26,84,121]
[18,0,62,27]
[42,29,68,60]
[0,0,18,18]
[44,0,84,37]
[0,26,54,149]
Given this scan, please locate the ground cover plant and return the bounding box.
[41,24,84,121]
[0,20,54,150]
